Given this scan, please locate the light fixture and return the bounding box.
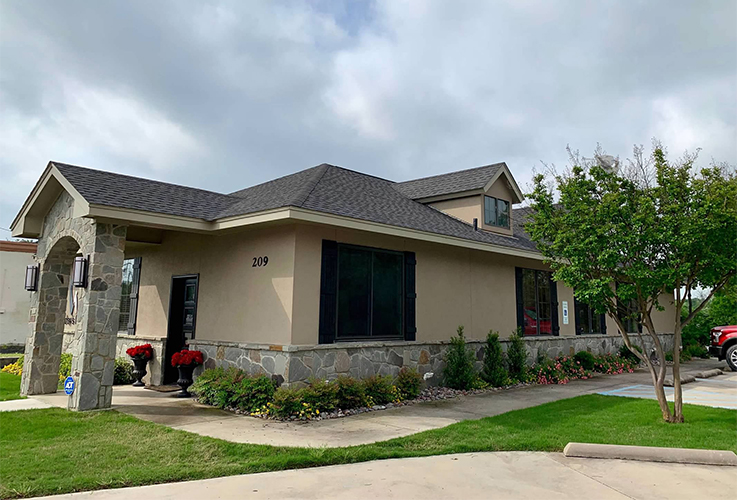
[24,265,39,291]
[73,256,88,288]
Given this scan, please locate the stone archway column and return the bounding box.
[68,223,127,411]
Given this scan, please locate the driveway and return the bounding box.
[32,451,736,500]
[29,358,731,447]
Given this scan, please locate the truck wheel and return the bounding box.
[726,344,737,372]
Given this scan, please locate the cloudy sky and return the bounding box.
[1,0,735,232]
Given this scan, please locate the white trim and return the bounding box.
[483,164,525,204]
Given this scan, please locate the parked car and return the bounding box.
[709,325,737,371]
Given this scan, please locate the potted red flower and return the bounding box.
[171,348,204,397]
[126,343,154,387]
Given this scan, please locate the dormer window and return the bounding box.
[484,196,510,228]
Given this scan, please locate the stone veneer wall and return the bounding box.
[115,335,167,386]
[189,333,674,387]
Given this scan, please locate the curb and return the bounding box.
[664,368,723,387]
[563,442,737,466]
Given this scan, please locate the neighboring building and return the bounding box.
[11,161,674,409]
[0,241,37,349]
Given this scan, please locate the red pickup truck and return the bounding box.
[710,325,737,371]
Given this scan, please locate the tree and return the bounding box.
[526,143,737,423]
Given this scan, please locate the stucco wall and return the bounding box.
[429,196,481,226]
[0,248,35,346]
[291,223,676,346]
[127,224,296,345]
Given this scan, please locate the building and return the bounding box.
[11,161,674,410]
[0,241,37,349]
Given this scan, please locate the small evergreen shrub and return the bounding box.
[302,378,339,412]
[685,344,709,359]
[230,375,276,412]
[618,344,642,363]
[362,375,394,405]
[113,358,134,385]
[481,331,508,387]
[270,386,308,418]
[506,331,528,382]
[665,351,674,362]
[335,375,367,409]
[443,326,477,390]
[395,367,422,400]
[573,351,595,371]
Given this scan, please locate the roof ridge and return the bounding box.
[293,164,331,207]
[395,162,505,185]
[52,161,236,199]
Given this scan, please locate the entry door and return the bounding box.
[164,275,199,384]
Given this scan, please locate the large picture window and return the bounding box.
[319,241,416,343]
[118,257,141,334]
[574,298,606,335]
[515,268,558,336]
[617,297,642,334]
[484,195,510,228]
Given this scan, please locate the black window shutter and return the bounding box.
[550,274,560,336]
[127,257,142,335]
[515,267,524,333]
[403,251,417,341]
[318,240,338,344]
[574,297,581,335]
[599,313,607,335]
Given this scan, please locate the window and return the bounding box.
[617,297,642,334]
[336,245,403,339]
[516,268,558,336]
[484,196,510,228]
[318,241,416,343]
[118,257,141,333]
[574,298,606,335]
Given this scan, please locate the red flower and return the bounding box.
[126,344,153,360]
[171,349,204,367]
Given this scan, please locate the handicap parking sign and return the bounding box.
[64,376,75,395]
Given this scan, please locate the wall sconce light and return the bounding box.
[25,265,39,291]
[73,256,88,288]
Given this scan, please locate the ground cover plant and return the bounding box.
[1,394,734,499]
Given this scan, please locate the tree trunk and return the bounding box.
[672,292,685,422]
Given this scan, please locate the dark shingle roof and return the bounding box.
[54,162,238,220]
[50,161,539,254]
[393,163,504,199]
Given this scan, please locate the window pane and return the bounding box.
[484,196,496,225]
[337,247,371,338]
[576,300,591,335]
[537,272,552,334]
[372,251,403,337]
[118,259,134,331]
[522,269,538,335]
[497,199,510,228]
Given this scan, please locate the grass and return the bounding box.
[0,372,23,402]
[1,393,735,499]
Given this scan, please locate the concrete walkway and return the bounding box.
[27,359,730,447]
[32,451,737,500]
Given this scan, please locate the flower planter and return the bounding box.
[176,364,196,397]
[132,358,148,387]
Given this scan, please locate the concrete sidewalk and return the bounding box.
[28,359,730,447]
[32,451,737,500]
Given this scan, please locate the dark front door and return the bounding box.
[164,275,199,384]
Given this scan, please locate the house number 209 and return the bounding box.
[252,256,269,267]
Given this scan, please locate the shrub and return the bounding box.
[395,367,422,400]
[665,351,674,362]
[481,331,508,387]
[58,353,72,381]
[335,375,367,409]
[362,375,394,405]
[618,344,642,363]
[270,387,313,419]
[1,355,23,376]
[443,326,476,390]
[533,355,591,384]
[191,367,275,412]
[593,354,638,374]
[113,358,134,385]
[302,378,339,412]
[573,351,595,371]
[506,331,528,382]
[685,344,709,359]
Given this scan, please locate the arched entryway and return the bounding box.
[21,236,80,395]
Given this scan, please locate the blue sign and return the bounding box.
[64,376,75,395]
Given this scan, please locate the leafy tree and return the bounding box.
[526,144,737,423]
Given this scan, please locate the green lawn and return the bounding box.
[1,394,735,499]
[0,372,23,402]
